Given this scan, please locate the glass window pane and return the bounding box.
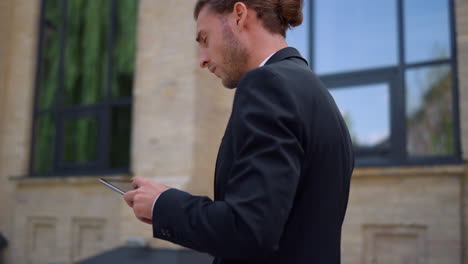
[286,0,310,61]
[63,116,99,163]
[110,105,131,168]
[63,0,110,106]
[406,65,454,156]
[404,0,451,64]
[329,83,390,148]
[111,0,138,98]
[38,0,61,110]
[315,0,398,75]
[33,115,56,174]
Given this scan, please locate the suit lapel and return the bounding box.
[213,139,225,200]
[214,120,233,200]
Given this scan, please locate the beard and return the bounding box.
[219,22,249,89]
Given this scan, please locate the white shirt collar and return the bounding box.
[259,53,275,67]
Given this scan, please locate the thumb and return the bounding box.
[123,189,137,207]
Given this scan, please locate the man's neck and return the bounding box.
[259,53,274,67]
[245,32,288,71]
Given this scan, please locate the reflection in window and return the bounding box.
[315,0,398,74]
[110,105,132,169]
[308,0,458,165]
[406,65,454,156]
[63,0,109,106]
[38,0,60,110]
[329,83,390,148]
[33,115,56,173]
[112,0,138,98]
[404,0,451,64]
[32,0,138,175]
[63,117,99,163]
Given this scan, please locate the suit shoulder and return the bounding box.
[239,66,280,85]
[237,62,301,92]
[239,60,325,96]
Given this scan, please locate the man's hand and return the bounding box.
[123,176,170,225]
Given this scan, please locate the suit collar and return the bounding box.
[265,47,308,66]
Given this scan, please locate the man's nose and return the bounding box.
[199,49,209,68]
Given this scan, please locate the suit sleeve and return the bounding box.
[152,68,304,259]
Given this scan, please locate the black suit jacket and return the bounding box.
[152,47,354,264]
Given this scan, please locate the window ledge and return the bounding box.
[353,164,466,178]
[9,173,132,187]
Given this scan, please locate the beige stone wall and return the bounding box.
[342,166,464,264]
[191,65,234,197]
[0,1,40,263]
[0,0,13,235]
[456,0,468,263]
[119,0,234,249]
[122,0,235,251]
[0,0,12,136]
[0,0,38,175]
[458,0,468,161]
[131,0,197,180]
[10,177,123,264]
[127,0,199,248]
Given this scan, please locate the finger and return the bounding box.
[123,189,137,207]
[132,176,146,189]
[138,217,153,225]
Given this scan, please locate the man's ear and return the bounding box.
[232,2,248,30]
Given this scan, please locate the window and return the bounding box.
[30,0,138,176]
[286,0,460,166]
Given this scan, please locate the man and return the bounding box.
[124,0,354,263]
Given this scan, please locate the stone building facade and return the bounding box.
[0,0,467,263]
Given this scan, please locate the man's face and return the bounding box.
[196,6,249,88]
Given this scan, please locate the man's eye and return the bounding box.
[203,37,208,45]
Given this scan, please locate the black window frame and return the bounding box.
[307,0,462,167]
[29,0,135,177]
